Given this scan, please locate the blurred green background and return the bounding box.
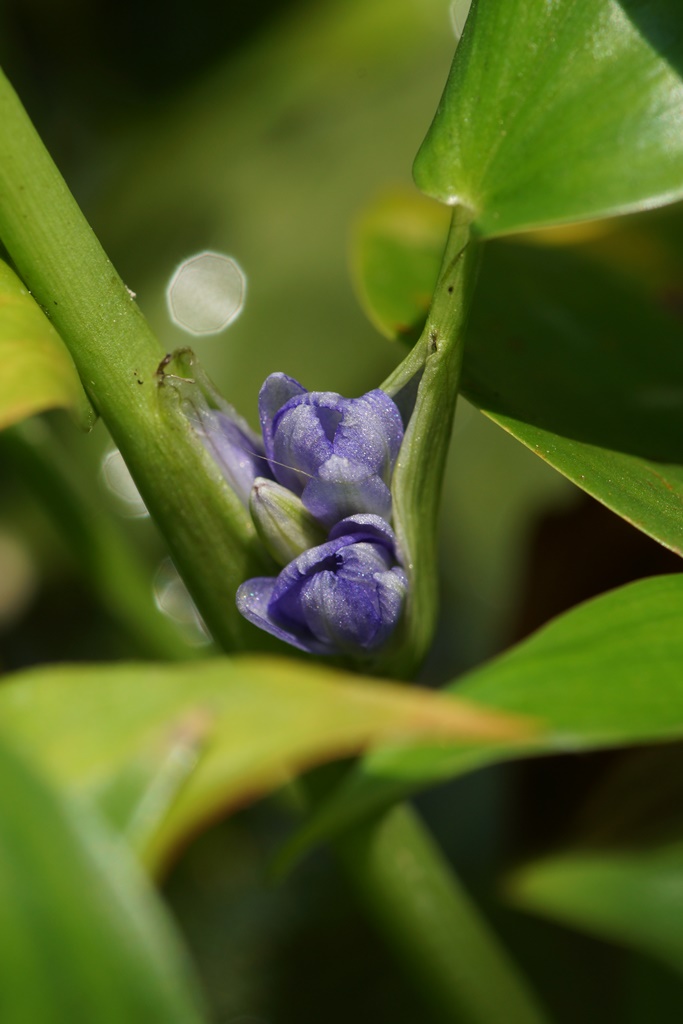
[2,1,683,1020]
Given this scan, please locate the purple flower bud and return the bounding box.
[236,515,407,655]
[194,408,271,506]
[165,349,272,506]
[259,373,404,528]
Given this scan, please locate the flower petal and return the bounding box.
[299,571,384,652]
[258,373,307,465]
[268,537,352,620]
[193,408,269,505]
[333,389,404,479]
[270,402,334,493]
[329,514,398,551]
[335,540,393,580]
[238,374,408,656]
[374,567,409,647]
[236,576,330,653]
[301,455,392,527]
[237,528,407,656]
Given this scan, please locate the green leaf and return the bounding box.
[352,189,449,341]
[0,259,92,429]
[353,190,683,556]
[508,844,683,977]
[0,656,530,871]
[414,0,683,235]
[465,235,683,556]
[0,735,206,1023]
[279,575,683,866]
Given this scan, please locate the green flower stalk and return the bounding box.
[381,211,479,678]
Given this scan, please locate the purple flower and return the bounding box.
[259,373,404,528]
[168,350,272,506]
[195,409,271,505]
[173,357,408,655]
[236,515,407,655]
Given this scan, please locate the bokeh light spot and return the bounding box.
[167,251,246,335]
[450,0,473,41]
[153,558,211,645]
[101,449,149,518]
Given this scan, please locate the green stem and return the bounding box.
[381,210,480,678]
[297,762,548,1024]
[336,804,549,1024]
[1,424,205,661]
[341,216,547,1022]
[0,67,270,651]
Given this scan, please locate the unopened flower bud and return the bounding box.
[249,477,326,566]
[160,348,271,506]
[237,515,407,656]
[258,373,404,528]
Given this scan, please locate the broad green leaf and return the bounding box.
[0,656,530,871]
[414,0,683,235]
[353,190,683,555]
[352,189,449,341]
[0,735,206,1023]
[466,236,683,556]
[279,575,683,867]
[0,259,92,429]
[509,845,683,977]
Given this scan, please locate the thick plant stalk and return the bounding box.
[0,68,271,651]
[297,760,548,1023]
[336,804,549,1024]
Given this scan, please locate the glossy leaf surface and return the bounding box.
[467,235,683,556]
[0,259,92,429]
[281,575,683,864]
[0,736,206,1023]
[414,0,683,235]
[509,845,683,977]
[355,190,683,555]
[0,656,529,870]
[352,190,448,341]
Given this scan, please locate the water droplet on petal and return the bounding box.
[167,251,246,335]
